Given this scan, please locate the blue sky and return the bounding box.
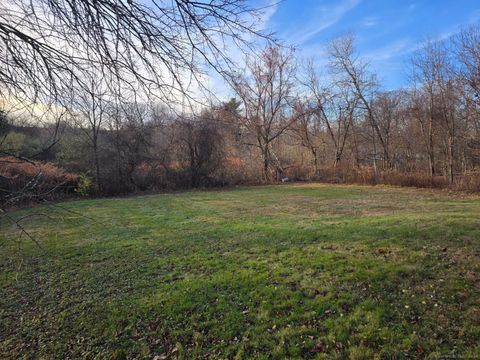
[257,0,480,89]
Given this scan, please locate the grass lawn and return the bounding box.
[1,184,480,359]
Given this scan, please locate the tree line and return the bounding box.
[2,18,480,205]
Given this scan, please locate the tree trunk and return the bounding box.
[428,118,435,177]
[383,148,390,169]
[448,134,454,184]
[312,149,318,178]
[371,124,378,183]
[333,154,341,179]
[263,146,270,183]
[93,140,101,193]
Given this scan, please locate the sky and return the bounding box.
[246,0,480,90]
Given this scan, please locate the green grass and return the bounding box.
[1,184,480,359]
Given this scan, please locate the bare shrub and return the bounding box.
[0,156,78,206]
[454,171,480,192]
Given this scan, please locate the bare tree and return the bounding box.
[457,24,480,107]
[0,0,272,106]
[412,40,459,183]
[329,35,390,172]
[372,91,405,169]
[107,101,151,192]
[291,100,324,176]
[234,46,296,182]
[71,77,110,192]
[456,24,480,167]
[175,114,224,187]
[304,62,357,170]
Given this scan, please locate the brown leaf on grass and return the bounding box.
[313,340,326,353]
[153,346,178,360]
[153,355,168,360]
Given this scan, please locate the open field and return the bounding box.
[1,184,480,359]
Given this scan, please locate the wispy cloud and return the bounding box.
[362,16,377,27]
[256,0,279,31]
[287,0,362,45]
[434,16,480,42]
[364,38,416,62]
